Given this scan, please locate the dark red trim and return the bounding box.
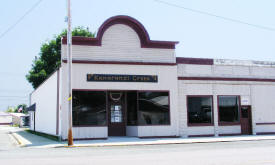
[256,122,275,125]
[186,95,214,127]
[62,59,176,66]
[256,132,275,135]
[219,133,242,136]
[56,69,60,135]
[139,136,179,139]
[188,134,215,137]
[188,124,214,127]
[176,57,213,65]
[0,123,12,125]
[218,123,241,126]
[217,95,241,126]
[178,77,275,82]
[73,125,107,127]
[63,138,108,141]
[62,15,178,49]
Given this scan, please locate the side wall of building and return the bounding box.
[30,70,59,136]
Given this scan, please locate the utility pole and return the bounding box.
[67,0,73,146]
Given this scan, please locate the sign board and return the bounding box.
[87,74,158,83]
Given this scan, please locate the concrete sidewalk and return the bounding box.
[9,128,275,148]
[10,128,65,148]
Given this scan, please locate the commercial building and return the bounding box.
[28,15,275,140]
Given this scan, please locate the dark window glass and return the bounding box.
[187,96,213,124]
[127,91,137,125]
[218,96,240,123]
[138,92,170,125]
[73,91,106,126]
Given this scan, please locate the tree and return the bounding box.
[5,106,15,113]
[26,27,95,89]
[14,104,27,114]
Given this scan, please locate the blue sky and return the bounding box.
[0,0,274,110]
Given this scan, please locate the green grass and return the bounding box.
[25,130,60,141]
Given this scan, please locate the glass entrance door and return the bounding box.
[108,92,126,136]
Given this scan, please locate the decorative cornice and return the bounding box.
[62,15,178,49]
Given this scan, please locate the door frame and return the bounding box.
[107,91,127,136]
[240,105,252,135]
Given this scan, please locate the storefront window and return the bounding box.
[218,96,240,123]
[127,91,138,125]
[138,92,170,125]
[187,96,213,125]
[72,91,106,126]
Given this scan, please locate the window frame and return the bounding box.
[217,95,241,126]
[126,91,138,126]
[137,90,171,126]
[186,95,214,127]
[72,89,108,127]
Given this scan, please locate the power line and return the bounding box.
[0,96,28,98]
[154,0,275,32]
[0,0,43,39]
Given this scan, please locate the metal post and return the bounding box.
[67,0,73,146]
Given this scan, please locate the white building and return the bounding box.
[0,112,12,125]
[28,15,275,140]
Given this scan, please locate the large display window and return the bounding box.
[138,91,170,125]
[187,96,213,126]
[218,95,240,125]
[72,91,107,126]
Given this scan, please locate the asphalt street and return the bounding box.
[1,126,275,165]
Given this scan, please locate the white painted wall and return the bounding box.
[29,112,34,130]
[62,24,176,63]
[0,115,12,124]
[178,61,275,136]
[73,127,108,139]
[126,126,138,137]
[178,63,275,79]
[60,22,178,139]
[178,78,275,136]
[30,70,58,136]
[60,63,179,139]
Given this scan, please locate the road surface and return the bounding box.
[0,126,275,165]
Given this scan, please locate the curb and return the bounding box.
[56,136,275,148]
[9,131,27,147]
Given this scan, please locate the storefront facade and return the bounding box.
[29,15,275,140]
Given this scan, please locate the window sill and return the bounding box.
[218,122,240,126]
[188,123,214,127]
[73,125,107,127]
[137,124,171,126]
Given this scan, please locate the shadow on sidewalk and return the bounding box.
[15,130,64,148]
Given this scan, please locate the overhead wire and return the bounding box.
[0,0,43,39]
[154,0,275,32]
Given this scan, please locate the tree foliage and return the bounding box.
[26,27,95,89]
[5,104,27,113]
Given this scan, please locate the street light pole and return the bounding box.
[67,0,73,146]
